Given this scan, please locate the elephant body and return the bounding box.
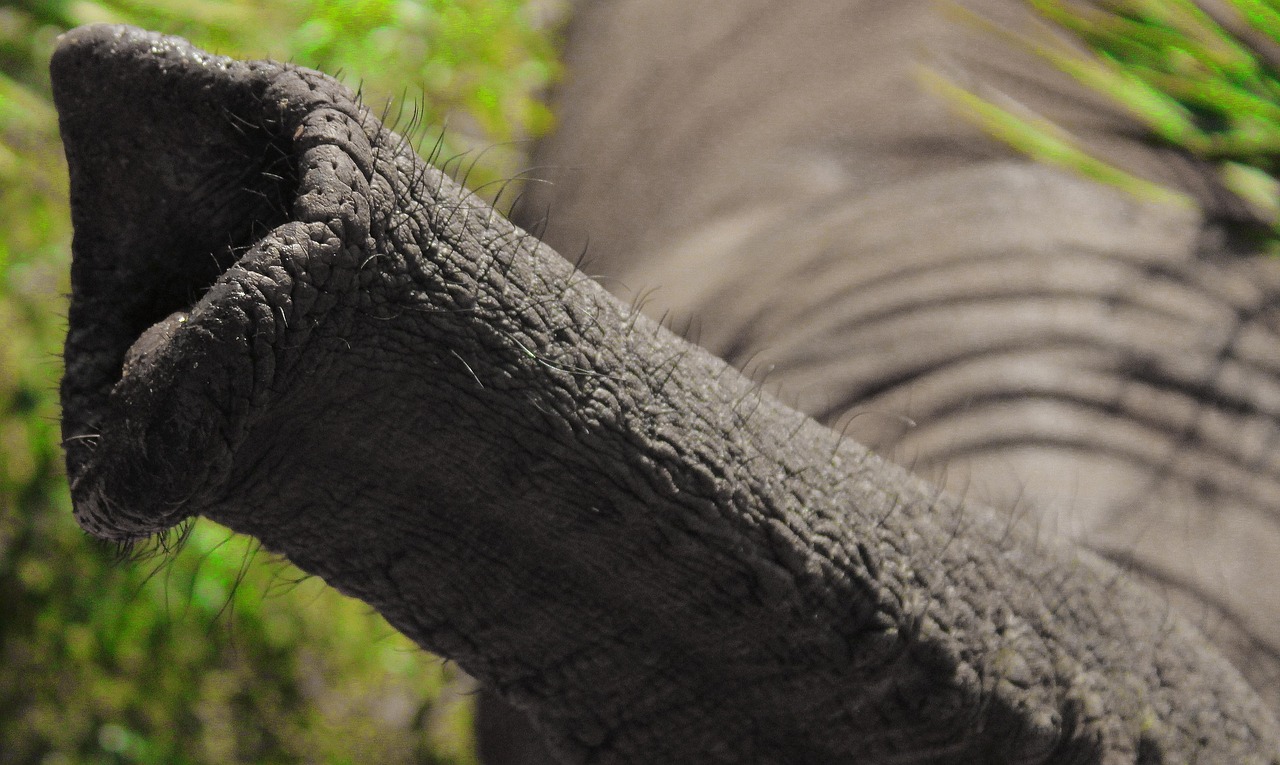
[50,2,1280,762]
[515,0,1280,717]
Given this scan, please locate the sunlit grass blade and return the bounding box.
[1228,0,1280,48]
[1222,159,1280,219]
[943,0,1280,242]
[920,67,1197,208]
[1029,0,1260,77]
[943,2,1212,150]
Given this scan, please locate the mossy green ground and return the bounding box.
[0,2,560,762]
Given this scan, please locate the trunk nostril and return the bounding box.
[53,24,301,472]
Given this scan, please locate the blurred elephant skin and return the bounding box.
[50,9,1280,765]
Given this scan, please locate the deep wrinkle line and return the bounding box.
[798,331,1280,421]
[724,229,1272,350]
[763,280,1240,359]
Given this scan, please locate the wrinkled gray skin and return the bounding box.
[51,9,1280,765]
[499,1,1280,760]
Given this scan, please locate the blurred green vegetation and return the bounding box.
[936,0,1280,245]
[0,1,561,763]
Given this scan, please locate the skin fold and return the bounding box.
[509,0,1280,757]
[53,22,1280,765]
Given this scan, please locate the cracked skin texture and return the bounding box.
[53,24,1280,763]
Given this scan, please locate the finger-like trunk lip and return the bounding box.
[53,24,373,541]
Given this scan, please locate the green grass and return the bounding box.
[0,2,561,762]
[933,0,1280,242]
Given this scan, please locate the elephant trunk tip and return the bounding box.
[53,24,303,541]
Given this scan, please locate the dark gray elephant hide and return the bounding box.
[50,3,1280,763]
[514,0,1280,724]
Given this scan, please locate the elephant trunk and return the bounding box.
[53,25,1280,764]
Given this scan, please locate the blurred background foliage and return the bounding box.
[0,1,561,762]
[938,0,1280,247]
